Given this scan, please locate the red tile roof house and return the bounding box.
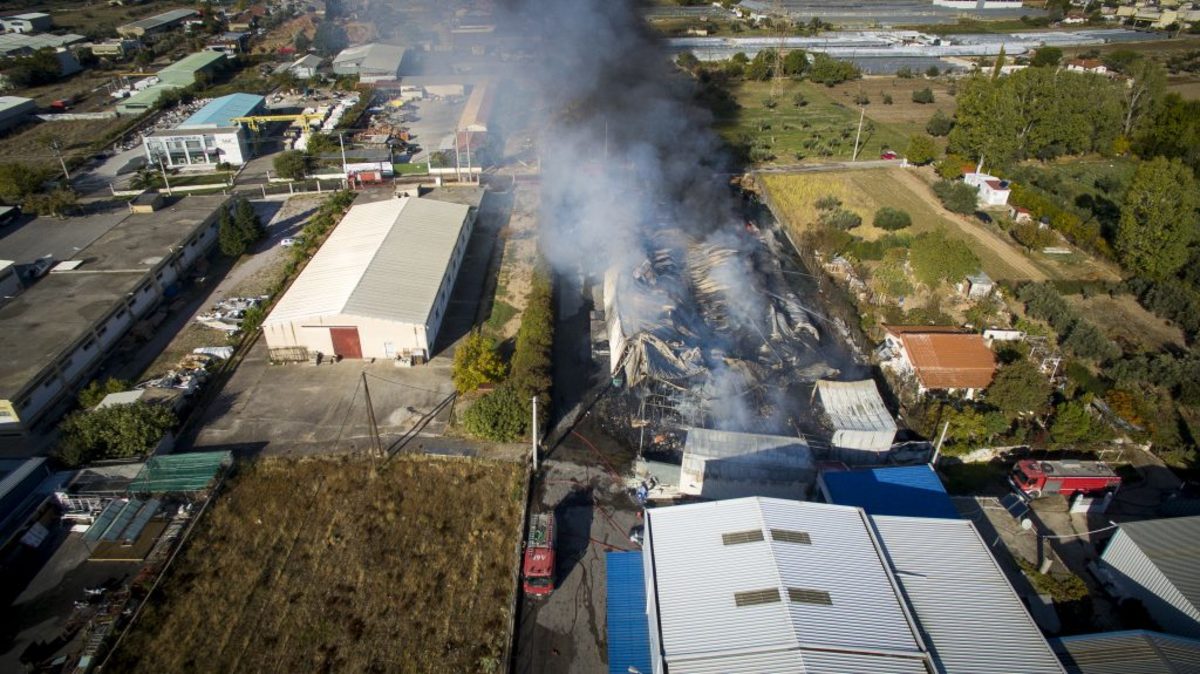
[881,326,997,399]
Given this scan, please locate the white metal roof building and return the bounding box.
[331,43,405,82]
[680,429,814,500]
[263,197,475,362]
[815,379,897,461]
[640,497,1064,674]
[1097,516,1200,640]
[1052,630,1200,674]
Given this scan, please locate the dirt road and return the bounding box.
[889,168,1051,282]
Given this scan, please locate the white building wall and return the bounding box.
[643,521,666,674]
[1102,530,1200,639]
[265,314,430,359]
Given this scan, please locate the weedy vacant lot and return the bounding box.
[107,455,524,674]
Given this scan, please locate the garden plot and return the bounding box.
[105,455,525,674]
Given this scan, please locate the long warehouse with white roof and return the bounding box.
[263,196,475,363]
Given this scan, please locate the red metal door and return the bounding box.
[329,327,362,359]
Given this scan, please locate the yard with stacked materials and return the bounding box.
[106,455,525,674]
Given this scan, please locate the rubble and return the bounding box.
[194,295,267,333]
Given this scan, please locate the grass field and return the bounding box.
[106,456,524,674]
[0,117,133,170]
[1068,294,1186,352]
[716,78,954,164]
[1167,77,1200,100]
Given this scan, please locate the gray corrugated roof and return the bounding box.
[120,8,197,31]
[1116,516,1200,613]
[873,516,1065,674]
[1053,630,1200,674]
[266,197,470,326]
[816,379,897,433]
[683,428,811,463]
[645,498,929,672]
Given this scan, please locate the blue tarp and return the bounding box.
[822,465,960,519]
[606,551,653,674]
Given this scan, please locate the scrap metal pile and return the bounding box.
[604,225,836,429]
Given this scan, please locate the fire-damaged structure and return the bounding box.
[603,226,835,431]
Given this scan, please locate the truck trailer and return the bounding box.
[522,512,556,597]
[1011,459,1121,499]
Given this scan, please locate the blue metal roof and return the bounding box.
[822,465,959,519]
[606,551,653,674]
[179,93,264,129]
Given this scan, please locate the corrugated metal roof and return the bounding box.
[670,648,929,674]
[179,93,263,128]
[1113,516,1200,613]
[120,8,197,31]
[898,332,996,390]
[873,516,1065,674]
[0,96,33,113]
[683,428,812,464]
[815,379,897,433]
[266,197,471,326]
[159,51,225,77]
[1053,630,1200,674]
[333,43,405,73]
[127,450,230,494]
[606,551,653,674]
[0,457,45,502]
[822,465,959,519]
[645,498,928,672]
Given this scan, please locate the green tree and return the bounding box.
[985,360,1051,417]
[782,49,808,76]
[1115,157,1199,278]
[1121,57,1167,138]
[2,49,62,87]
[912,87,935,104]
[1135,94,1200,174]
[1049,400,1111,445]
[274,150,308,180]
[746,49,775,81]
[991,44,1006,80]
[462,384,526,442]
[807,53,860,86]
[909,229,980,286]
[1030,46,1062,67]
[234,198,264,247]
[926,109,953,137]
[905,134,938,165]
[676,51,699,71]
[218,206,246,257]
[0,163,46,204]
[932,179,978,214]
[78,377,130,409]
[869,248,912,299]
[925,65,940,78]
[792,92,808,108]
[873,206,912,230]
[452,333,507,394]
[59,402,176,465]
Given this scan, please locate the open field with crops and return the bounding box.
[760,167,1113,282]
[715,77,955,163]
[106,456,525,674]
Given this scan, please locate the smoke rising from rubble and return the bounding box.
[502,0,833,431]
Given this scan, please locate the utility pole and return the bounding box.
[465,130,472,184]
[362,372,383,458]
[49,139,70,183]
[453,133,462,183]
[337,131,348,176]
[929,421,950,467]
[157,156,172,195]
[531,395,539,471]
[851,106,866,162]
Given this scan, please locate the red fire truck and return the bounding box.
[522,513,556,597]
[1011,459,1122,499]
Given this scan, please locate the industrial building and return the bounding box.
[117,52,228,116]
[0,32,84,57]
[814,379,897,460]
[263,196,475,363]
[143,93,265,167]
[274,54,323,79]
[881,325,996,398]
[458,82,493,134]
[1052,630,1200,674]
[332,43,405,82]
[1096,516,1200,639]
[1,12,52,34]
[117,8,198,39]
[0,96,35,133]
[0,195,228,444]
[818,464,959,519]
[678,428,814,500]
[612,497,1063,674]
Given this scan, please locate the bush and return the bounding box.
[273,150,308,180]
[78,378,130,409]
[905,134,938,165]
[926,109,954,137]
[912,87,935,104]
[909,229,979,287]
[815,195,842,211]
[1011,221,1057,250]
[452,333,507,394]
[820,208,862,230]
[932,180,978,214]
[462,384,526,442]
[873,207,911,230]
[58,402,176,466]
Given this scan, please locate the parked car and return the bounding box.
[880,150,899,160]
[279,238,299,247]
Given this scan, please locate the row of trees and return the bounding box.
[218,198,266,258]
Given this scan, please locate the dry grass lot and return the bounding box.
[107,456,524,674]
[0,118,131,169]
[819,76,957,138]
[1068,294,1187,352]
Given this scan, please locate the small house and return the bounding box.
[959,271,995,300]
[1010,206,1033,223]
[1066,59,1108,75]
[1,12,52,34]
[881,325,997,399]
[963,172,1011,207]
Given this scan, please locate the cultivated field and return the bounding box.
[715,77,954,163]
[106,456,525,674]
[761,167,1119,282]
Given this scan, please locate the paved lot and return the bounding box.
[394,97,466,165]
[515,426,641,674]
